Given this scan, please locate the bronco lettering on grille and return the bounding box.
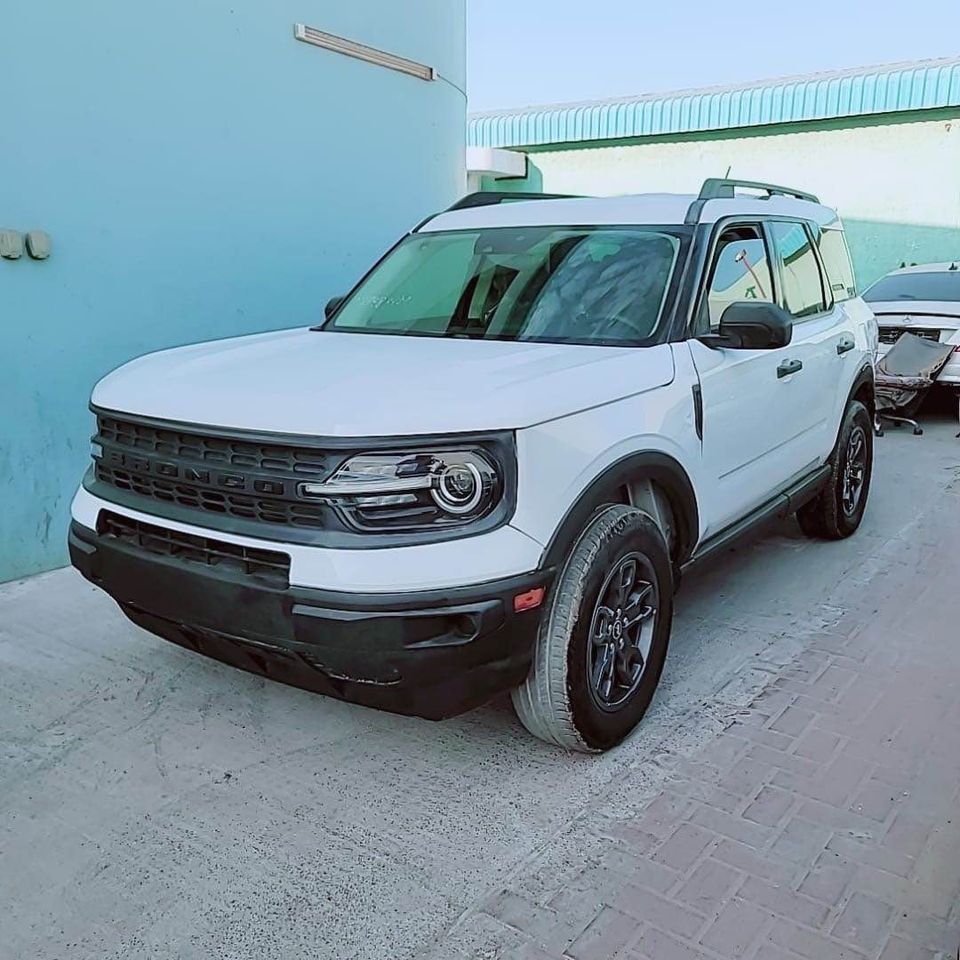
[103,451,290,496]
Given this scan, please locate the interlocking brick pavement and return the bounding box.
[419,441,960,960]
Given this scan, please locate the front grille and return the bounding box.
[93,413,338,529]
[97,414,331,475]
[98,511,290,587]
[94,462,328,527]
[878,327,942,345]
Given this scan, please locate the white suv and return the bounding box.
[70,179,876,752]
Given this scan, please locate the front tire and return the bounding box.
[511,505,674,752]
[797,399,873,540]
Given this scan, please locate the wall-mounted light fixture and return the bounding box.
[293,23,435,82]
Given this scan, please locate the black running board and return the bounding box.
[682,464,830,573]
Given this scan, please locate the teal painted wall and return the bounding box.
[844,218,960,290]
[1,1,466,582]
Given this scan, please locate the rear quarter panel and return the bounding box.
[832,295,877,435]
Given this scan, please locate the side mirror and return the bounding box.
[324,295,345,320]
[708,301,793,350]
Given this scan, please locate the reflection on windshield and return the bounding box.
[325,226,684,346]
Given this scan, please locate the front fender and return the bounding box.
[511,378,704,567]
[537,449,700,570]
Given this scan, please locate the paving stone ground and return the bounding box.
[421,424,960,960]
[4,416,959,960]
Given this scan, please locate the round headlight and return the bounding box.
[432,461,483,514]
[302,446,503,531]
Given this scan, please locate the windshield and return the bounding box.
[324,226,685,345]
[864,270,960,304]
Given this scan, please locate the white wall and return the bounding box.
[528,117,960,289]
[532,117,960,229]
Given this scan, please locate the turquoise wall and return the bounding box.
[0,1,465,582]
[844,219,960,290]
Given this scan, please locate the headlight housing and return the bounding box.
[299,446,505,532]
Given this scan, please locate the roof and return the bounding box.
[421,193,839,233]
[468,57,960,149]
[887,261,960,275]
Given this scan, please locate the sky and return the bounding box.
[467,1,960,113]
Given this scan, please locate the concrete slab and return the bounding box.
[2,416,958,960]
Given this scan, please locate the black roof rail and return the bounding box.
[685,178,820,224]
[699,178,820,203]
[445,191,577,211]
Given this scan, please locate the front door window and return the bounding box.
[705,225,775,330]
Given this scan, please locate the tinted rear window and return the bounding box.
[864,271,960,303]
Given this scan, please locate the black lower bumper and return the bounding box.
[69,521,550,720]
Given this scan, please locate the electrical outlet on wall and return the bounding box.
[25,230,51,260]
[0,229,24,259]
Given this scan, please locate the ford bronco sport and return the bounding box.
[70,179,876,752]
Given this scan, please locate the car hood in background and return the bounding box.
[92,329,675,436]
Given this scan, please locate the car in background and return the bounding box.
[864,262,960,390]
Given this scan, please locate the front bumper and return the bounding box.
[69,520,552,719]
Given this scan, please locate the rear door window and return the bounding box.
[770,221,827,319]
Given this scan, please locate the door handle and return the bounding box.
[836,337,856,355]
[777,358,803,378]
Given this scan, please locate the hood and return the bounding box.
[92,329,675,436]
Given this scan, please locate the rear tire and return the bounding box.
[511,504,673,752]
[797,400,873,540]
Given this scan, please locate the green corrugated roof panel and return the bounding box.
[468,58,960,149]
